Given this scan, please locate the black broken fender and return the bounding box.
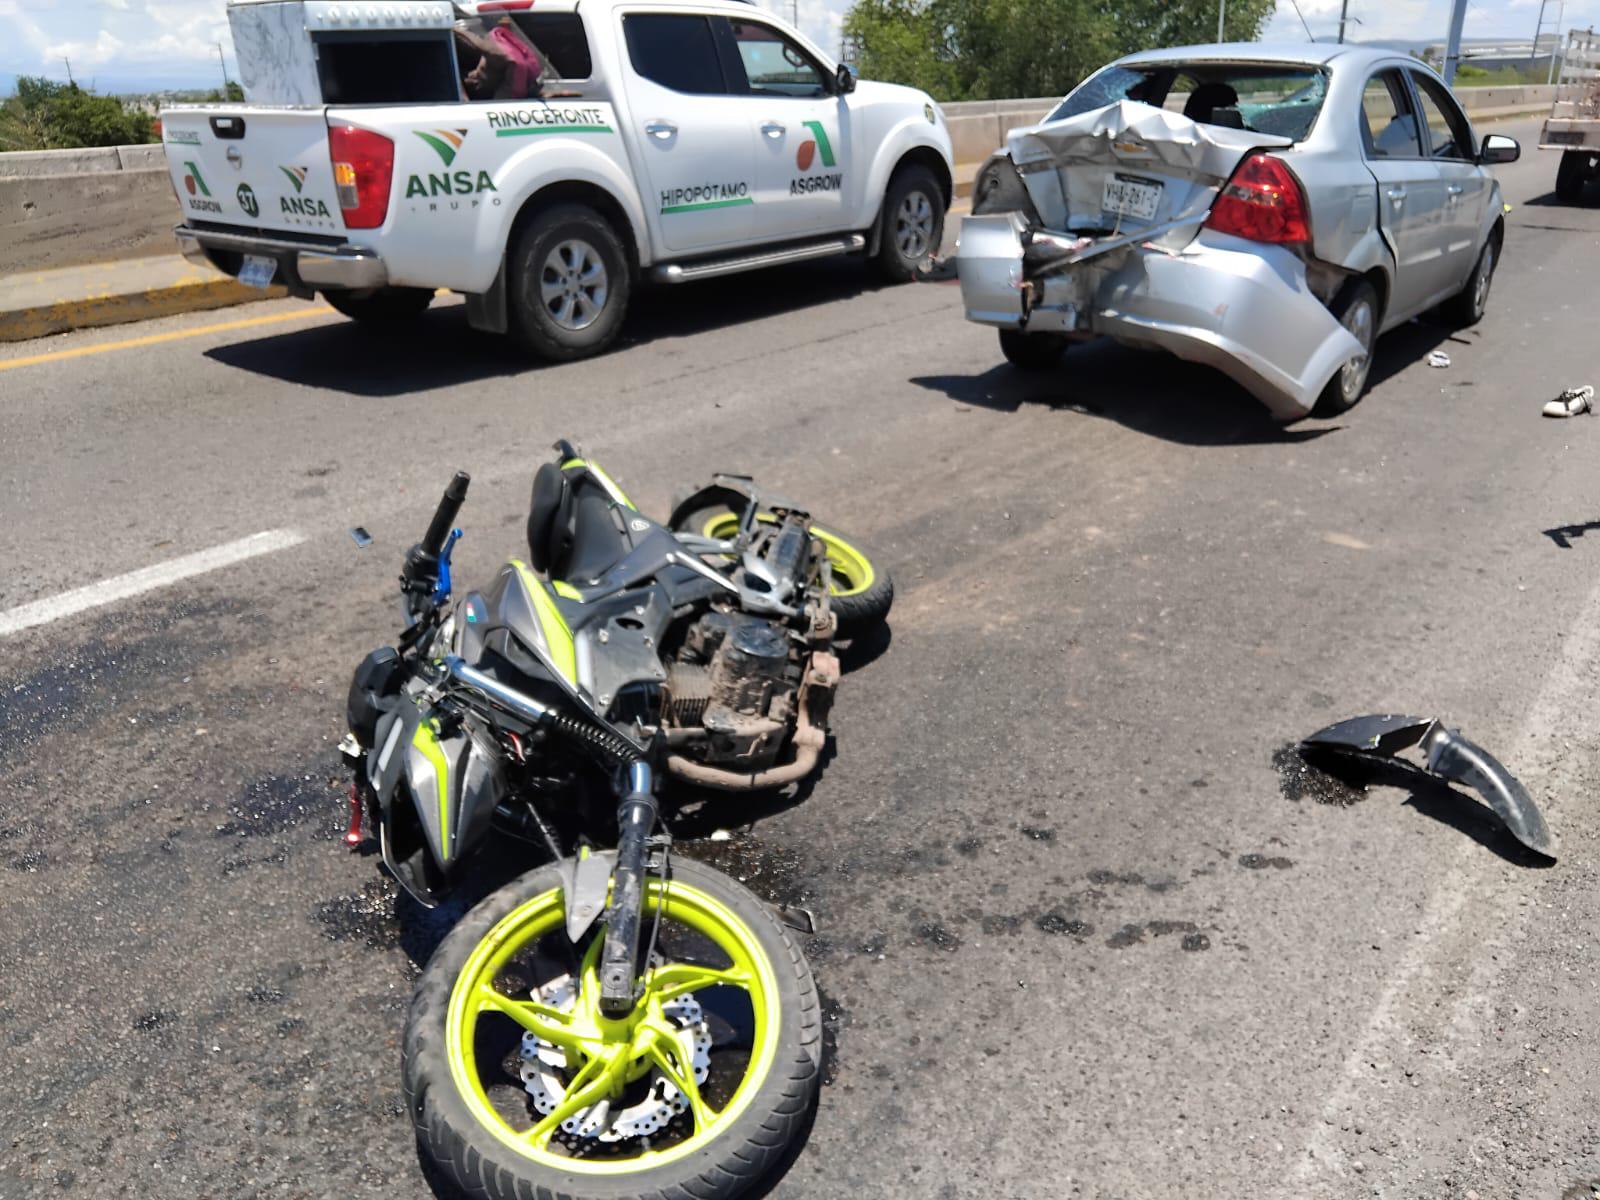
[1301,714,1553,858]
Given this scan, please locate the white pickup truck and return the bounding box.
[163,0,954,359]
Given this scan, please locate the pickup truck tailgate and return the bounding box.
[163,108,344,237]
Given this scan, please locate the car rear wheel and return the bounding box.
[324,286,434,323]
[998,328,1067,371]
[1312,280,1379,418]
[876,165,944,282]
[508,203,631,361]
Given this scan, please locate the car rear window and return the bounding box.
[1048,63,1328,142]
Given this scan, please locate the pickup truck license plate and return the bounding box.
[1102,176,1162,221]
[239,254,277,289]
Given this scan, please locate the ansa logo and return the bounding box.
[406,127,498,206]
[795,121,836,171]
[276,162,330,220]
[416,128,469,165]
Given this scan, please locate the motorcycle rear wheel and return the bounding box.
[679,507,894,635]
[403,856,821,1200]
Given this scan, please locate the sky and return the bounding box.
[0,0,1594,95]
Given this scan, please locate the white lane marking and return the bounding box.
[1293,567,1600,1185]
[0,529,306,638]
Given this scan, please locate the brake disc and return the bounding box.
[518,961,713,1144]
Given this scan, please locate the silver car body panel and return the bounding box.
[956,43,1508,420]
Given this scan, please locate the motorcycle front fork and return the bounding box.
[600,761,659,1016]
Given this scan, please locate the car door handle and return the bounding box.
[1445,183,1465,198]
[1386,186,1406,206]
[644,121,677,140]
[760,121,785,138]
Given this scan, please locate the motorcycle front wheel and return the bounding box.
[678,507,894,635]
[402,855,821,1200]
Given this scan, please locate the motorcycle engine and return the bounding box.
[665,611,802,770]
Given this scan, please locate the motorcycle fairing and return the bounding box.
[368,696,508,906]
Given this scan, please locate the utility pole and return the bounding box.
[61,56,73,85]
[1217,0,1225,42]
[216,42,231,90]
[1442,0,1468,84]
[1338,0,1350,43]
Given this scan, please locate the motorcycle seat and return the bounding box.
[526,457,634,585]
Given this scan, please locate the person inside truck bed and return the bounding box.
[454,15,553,100]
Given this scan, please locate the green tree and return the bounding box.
[205,81,246,102]
[0,76,154,151]
[844,0,1276,100]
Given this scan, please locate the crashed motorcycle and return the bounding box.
[339,443,892,1200]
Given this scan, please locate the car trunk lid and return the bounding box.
[1006,99,1294,251]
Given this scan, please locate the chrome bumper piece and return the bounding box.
[174,225,388,291]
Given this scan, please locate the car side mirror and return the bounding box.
[1480,133,1520,165]
[835,63,857,95]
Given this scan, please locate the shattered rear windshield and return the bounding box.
[1047,63,1329,142]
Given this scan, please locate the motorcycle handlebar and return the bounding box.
[422,471,470,556]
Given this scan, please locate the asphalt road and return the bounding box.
[5,116,1600,1199]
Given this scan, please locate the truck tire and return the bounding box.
[324,286,434,323]
[508,203,631,361]
[876,164,944,282]
[1556,150,1589,204]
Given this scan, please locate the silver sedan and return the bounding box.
[956,43,1519,420]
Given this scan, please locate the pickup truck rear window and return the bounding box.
[314,31,460,104]
[623,14,727,95]
[510,13,593,79]
[1049,62,1329,142]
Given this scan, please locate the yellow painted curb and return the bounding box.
[0,278,289,343]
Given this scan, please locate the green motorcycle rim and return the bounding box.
[700,513,876,598]
[444,877,780,1174]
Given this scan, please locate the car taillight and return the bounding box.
[328,124,394,230]
[477,0,535,8]
[1204,153,1310,245]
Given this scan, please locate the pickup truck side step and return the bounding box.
[651,235,866,284]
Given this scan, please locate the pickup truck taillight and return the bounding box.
[1204,153,1310,245]
[328,124,394,230]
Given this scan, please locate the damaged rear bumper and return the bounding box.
[956,213,1361,422]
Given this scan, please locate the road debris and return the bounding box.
[349,526,373,547]
[1542,385,1594,418]
[1426,350,1451,368]
[1298,714,1553,858]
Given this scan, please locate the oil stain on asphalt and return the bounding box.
[1272,742,1367,806]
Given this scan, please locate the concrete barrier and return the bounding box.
[1,170,176,275]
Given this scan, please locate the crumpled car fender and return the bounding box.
[1301,714,1553,857]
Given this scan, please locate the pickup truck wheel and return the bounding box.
[509,204,630,361]
[1556,151,1589,204]
[1312,280,1379,417]
[876,165,944,282]
[999,328,1067,370]
[323,286,434,323]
